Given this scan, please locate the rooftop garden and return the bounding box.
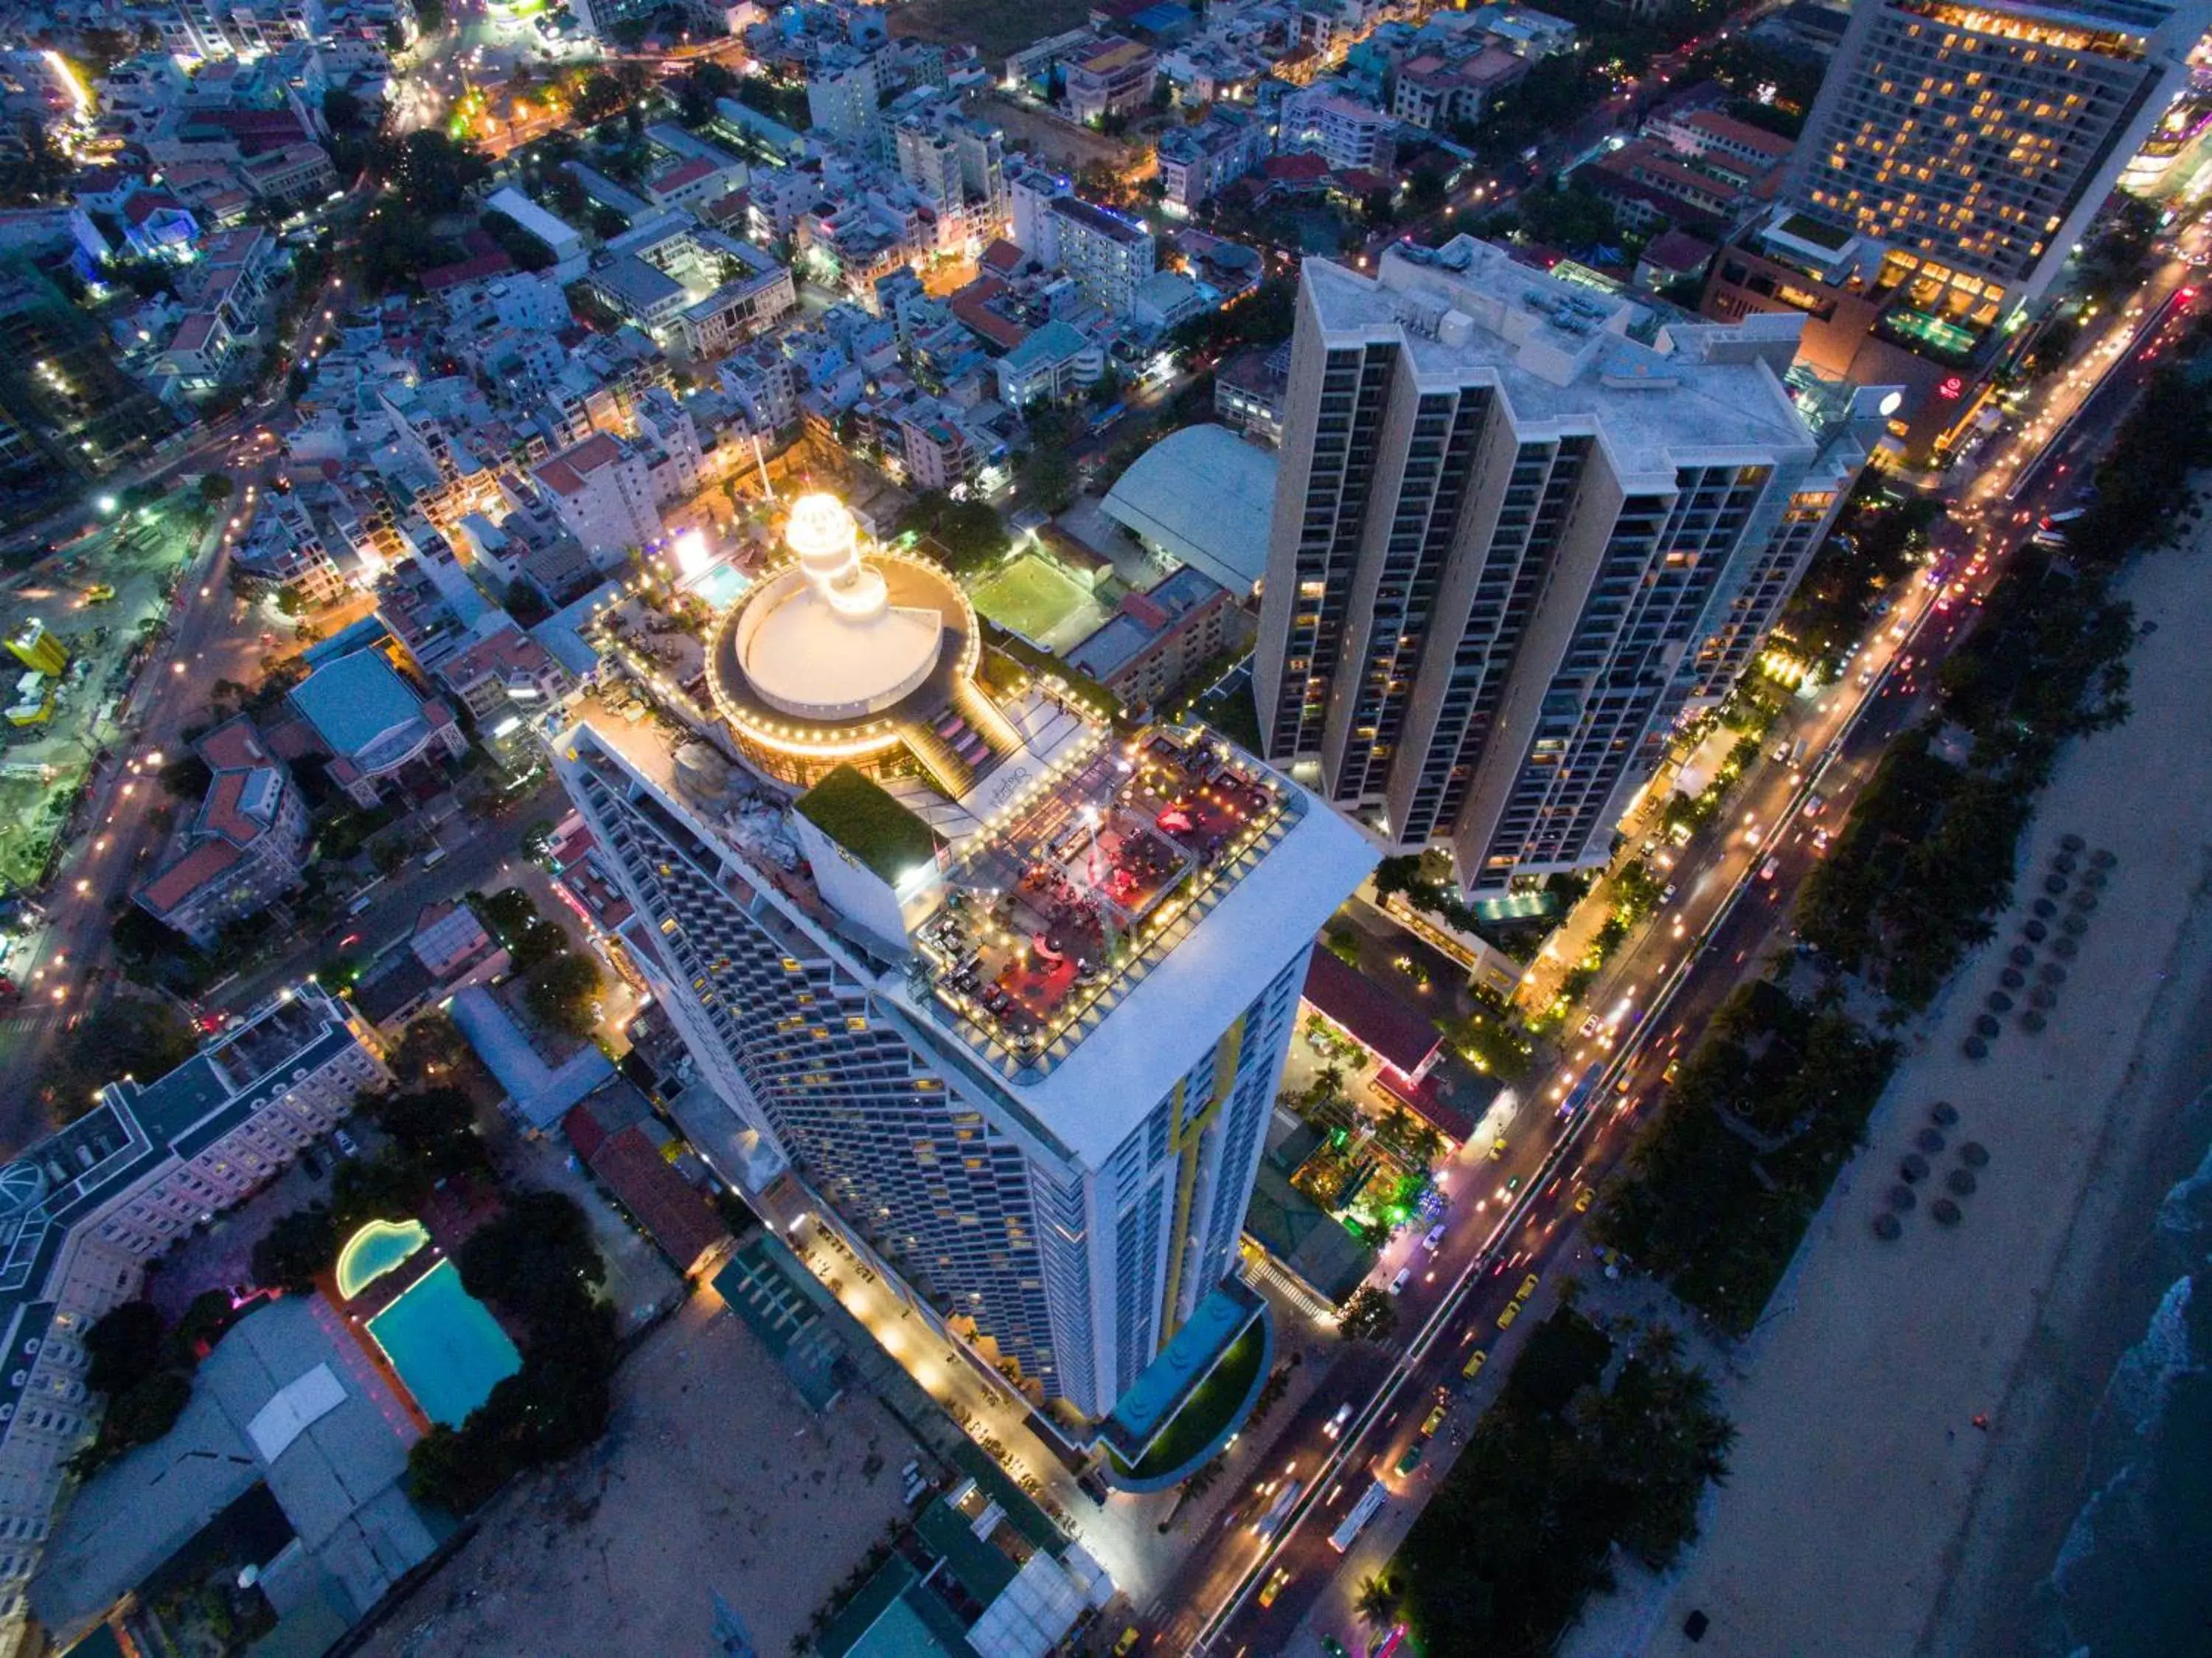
[796,765,940,885]
[1110,1319,1268,1485]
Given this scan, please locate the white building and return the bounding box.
[552,499,1374,1418]
[1279,86,1398,173]
[0,984,385,1651]
[534,430,665,565]
[1045,197,1156,314]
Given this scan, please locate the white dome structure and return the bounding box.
[708,493,983,786]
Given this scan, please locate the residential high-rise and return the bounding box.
[1782,0,2210,310]
[1255,237,1888,895]
[552,496,1372,1418]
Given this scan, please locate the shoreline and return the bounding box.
[1919,949,2212,1656]
[1564,524,2212,1658]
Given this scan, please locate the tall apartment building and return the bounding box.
[806,45,886,156]
[533,430,664,567]
[1046,197,1158,313]
[1255,239,1888,895]
[894,112,1009,237]
[0,984,383,1650]
[1155,110,1270,212]
[552,497,1372,1418]
[1782,0,2210,308]
[1279,85,1398,173]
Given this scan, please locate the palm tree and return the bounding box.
[1354,1572,1401,1629]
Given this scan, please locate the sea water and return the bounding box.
[2030,1102,2212,1657]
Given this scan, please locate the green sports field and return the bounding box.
[970,554,1107,653]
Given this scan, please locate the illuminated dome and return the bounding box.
[709,493,982,785]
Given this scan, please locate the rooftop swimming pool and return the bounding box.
[687,559,752,612]
[366,1258,521,1427]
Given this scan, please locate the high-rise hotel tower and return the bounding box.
[554,496,1371,1418]
[1255,237,1890,895]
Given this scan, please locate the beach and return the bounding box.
[1562,524,2212,1658]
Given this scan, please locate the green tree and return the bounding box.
[1356,1573,1402,1630]
[85,1300,167,1397]
[509,918,569,974]
[252,1203,338,1293]
[458,1190,606,1327]
[198,471,233,506]
[364,1086,483,1177]
[389,1009,470,1086]
[1336,1285,1399,1344]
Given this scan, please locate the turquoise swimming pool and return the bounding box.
[335,1218,430,1301]
[365,1258,521,1427]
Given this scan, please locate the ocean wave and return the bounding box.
[2153,1123,2212,1249]
[2095,1276,2194,1440]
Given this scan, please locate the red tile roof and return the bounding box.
[138,838,245,913]
[584,1123,727,1274]
[1302,947,1443,1078]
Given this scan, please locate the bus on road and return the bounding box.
[1329,1477,1388,1553]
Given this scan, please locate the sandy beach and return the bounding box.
[1562,523,2212,1658]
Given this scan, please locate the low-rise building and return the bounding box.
[994,318,1105,406]
[1063,37,1158,124]
[286,648,468,805]
[1064,565,1243,715]
[1279,86,1397,173]
[1155,111,1270,211]
[0,982,385,1650]
[134,716,310,946]
[351,899,512,1027]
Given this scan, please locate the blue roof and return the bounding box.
[288,650,426,760]
[448,986,613,1128]
[1002,319,1091,372]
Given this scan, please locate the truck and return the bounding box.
[1329,1477,1388,1553]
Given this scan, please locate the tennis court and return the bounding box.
[970,553,1109,653]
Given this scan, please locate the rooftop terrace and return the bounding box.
[908,724,1299,1082]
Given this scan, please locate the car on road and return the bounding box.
[1394,1442,1426,1476]
[1496,1301,1520,1330]
[1488,1138,1506,1161]
[1388,1267,1413,1295]
[1422,1223,1447,1252]
[1759,856,1781,882]
[1516,1272,1540,1302]
[333,1127,361,1159]
[1113,1627,1141,1655]
[1579,1012,1601,1038]
[1462,1347,1489,1380]
[1324,1402,1353,1440]
[1420,1400,1447,1437]
[1574,1186,1596,1213]
[1259,1567,1292,1608]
